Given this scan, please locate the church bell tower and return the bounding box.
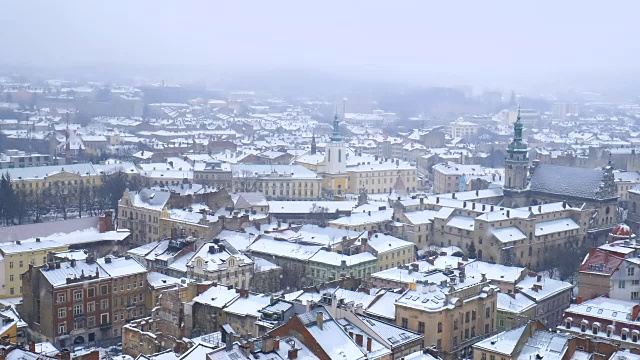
[505,107,529,191]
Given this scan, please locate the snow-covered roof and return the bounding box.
[530,164,607,199]
[535,218,580,237]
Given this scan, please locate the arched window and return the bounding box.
[477,249,483,260]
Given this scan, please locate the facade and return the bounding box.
[192,161,232,189]
[450,119,479,138]
[433,163,498,194]
[22,257,114,349]
[394,271,498,360]
[97,256,148,339]
[118,188,170,245]
[231,164,322,200]
[0,150,53,169]
[307,250,377,286]
[365,233,415,271]
[186,241,254,289]
[560,296,640,350]
[0,238,68,298]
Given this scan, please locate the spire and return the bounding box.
[508,105,526,152]
[330,113,342,142]
[310,131,317,155]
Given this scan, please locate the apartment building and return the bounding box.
[22,257,114,349]
[0,238,68,298]
[118,188,170,245]
[394,269,498,360]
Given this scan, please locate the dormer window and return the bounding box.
[592,323,600,335]
[565,319,572,329]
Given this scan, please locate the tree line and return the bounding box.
[0,170,143,226]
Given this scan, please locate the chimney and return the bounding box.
[463,201,467,208]
[506,210,510,218]
[420,197,424,204]
[70,259,76,267]
[274,337,280,351]
[452,192,456,199]
[366,337,372,352]
[361,237,368,252]
[105,256,112,264]
[35,238,40,243]
[538,205,542,213]
[316,311,324,330]
[59,349,71,360]
[86,254,95,264]
[476,189,479,196]
[562,201,567,209]
[355,333,364,346]
[490,205,494,211]
[225,332,235,352]
[537,274,542,282]
[436,197,440,204]
[288,348,298,360]
[349,331,354,339]
[472,203,475,210]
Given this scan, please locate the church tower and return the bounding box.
[505,107,529,191]
[321,114,349,197]
[310,132,317,155]
[324,114,347,175]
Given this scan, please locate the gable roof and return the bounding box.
[529,164,606,199]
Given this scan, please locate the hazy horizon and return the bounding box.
[2,1,639,92]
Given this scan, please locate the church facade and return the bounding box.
[502,109,618,244]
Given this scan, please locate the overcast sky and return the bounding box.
[1,1,637,89]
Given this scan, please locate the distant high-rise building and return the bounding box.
[552,102,579,121]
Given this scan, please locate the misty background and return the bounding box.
[1,1,638,96]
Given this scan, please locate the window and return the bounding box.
[101,299,109,310]
[620,280,626,289]
[436,339,441,349]
[454,319,458,330]
[8,275,13,282]
[101,313,109,325]
[8,262,13,269]
[87,302,95,312]
[114,312,119,321]
[58,308,66,319]
[58,323,66,335]
[633,280,640,286]
[472,310,476,320]
[401,318,408,328]
[87,316,95,327]
[486,307,491,318]
[74,319,83,330]
[418,322,425,333]
[490,355,496,360]
[9,288,13,295]
[57,292,66,303]
[437,322,443,333]
[74,305,83,315]
[74,290,82,300]
[19,261,23,268]
[499,318,504,327]
[482,353,487,360]
[630,267,636,276]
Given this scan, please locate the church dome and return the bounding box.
[610,223,635,239]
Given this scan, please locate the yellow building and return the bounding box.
[0,238,68,298]
[4,162,139,194]
[118,188,170,245]
[364,233,415,271]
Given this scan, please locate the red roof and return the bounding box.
[611,223,633,238]
[579,248,625,275]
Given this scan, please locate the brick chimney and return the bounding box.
[288,348,298,359]
[355,333,364,346]
[366,337,372,352]
[99,211,114,233]
[59,349,71,360]
[274,337,280,351]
